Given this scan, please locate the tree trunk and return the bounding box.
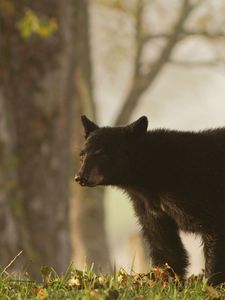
[70,0,112,273]
[0,90,22,268]
[0,0,77,277]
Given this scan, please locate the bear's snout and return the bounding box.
[75,174,88,186]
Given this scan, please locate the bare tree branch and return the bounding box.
[168,58,223,68]
[183,30,225,39]
[143,30,225,43]
[115,0,192,125]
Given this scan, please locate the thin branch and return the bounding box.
[143,30,225,43]
[168,58,223,68]
[115,0,192,125]
[182,29,225,39]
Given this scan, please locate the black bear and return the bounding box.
[75,115,225,285]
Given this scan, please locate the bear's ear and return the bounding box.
[126,116,148,137]
[81,115,98,138]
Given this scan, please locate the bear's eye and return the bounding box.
[79,150,85,161]
[79,150,85,157]
[94,150,104,156]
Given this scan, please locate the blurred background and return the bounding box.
[1,0,225,278]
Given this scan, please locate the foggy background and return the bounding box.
[1,0,225,278]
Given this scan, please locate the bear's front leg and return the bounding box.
[142,212,189,279]
[203,233,225,285]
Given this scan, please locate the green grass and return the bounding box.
[0,264,225,300]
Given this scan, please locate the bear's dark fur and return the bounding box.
[75,115,225,285]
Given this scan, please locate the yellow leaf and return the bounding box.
[68,276,81,286]
[37,288,48,300]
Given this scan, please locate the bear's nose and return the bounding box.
[75,175,81,182]
[75,175,88,186]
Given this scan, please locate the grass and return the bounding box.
[0,263,225,299]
